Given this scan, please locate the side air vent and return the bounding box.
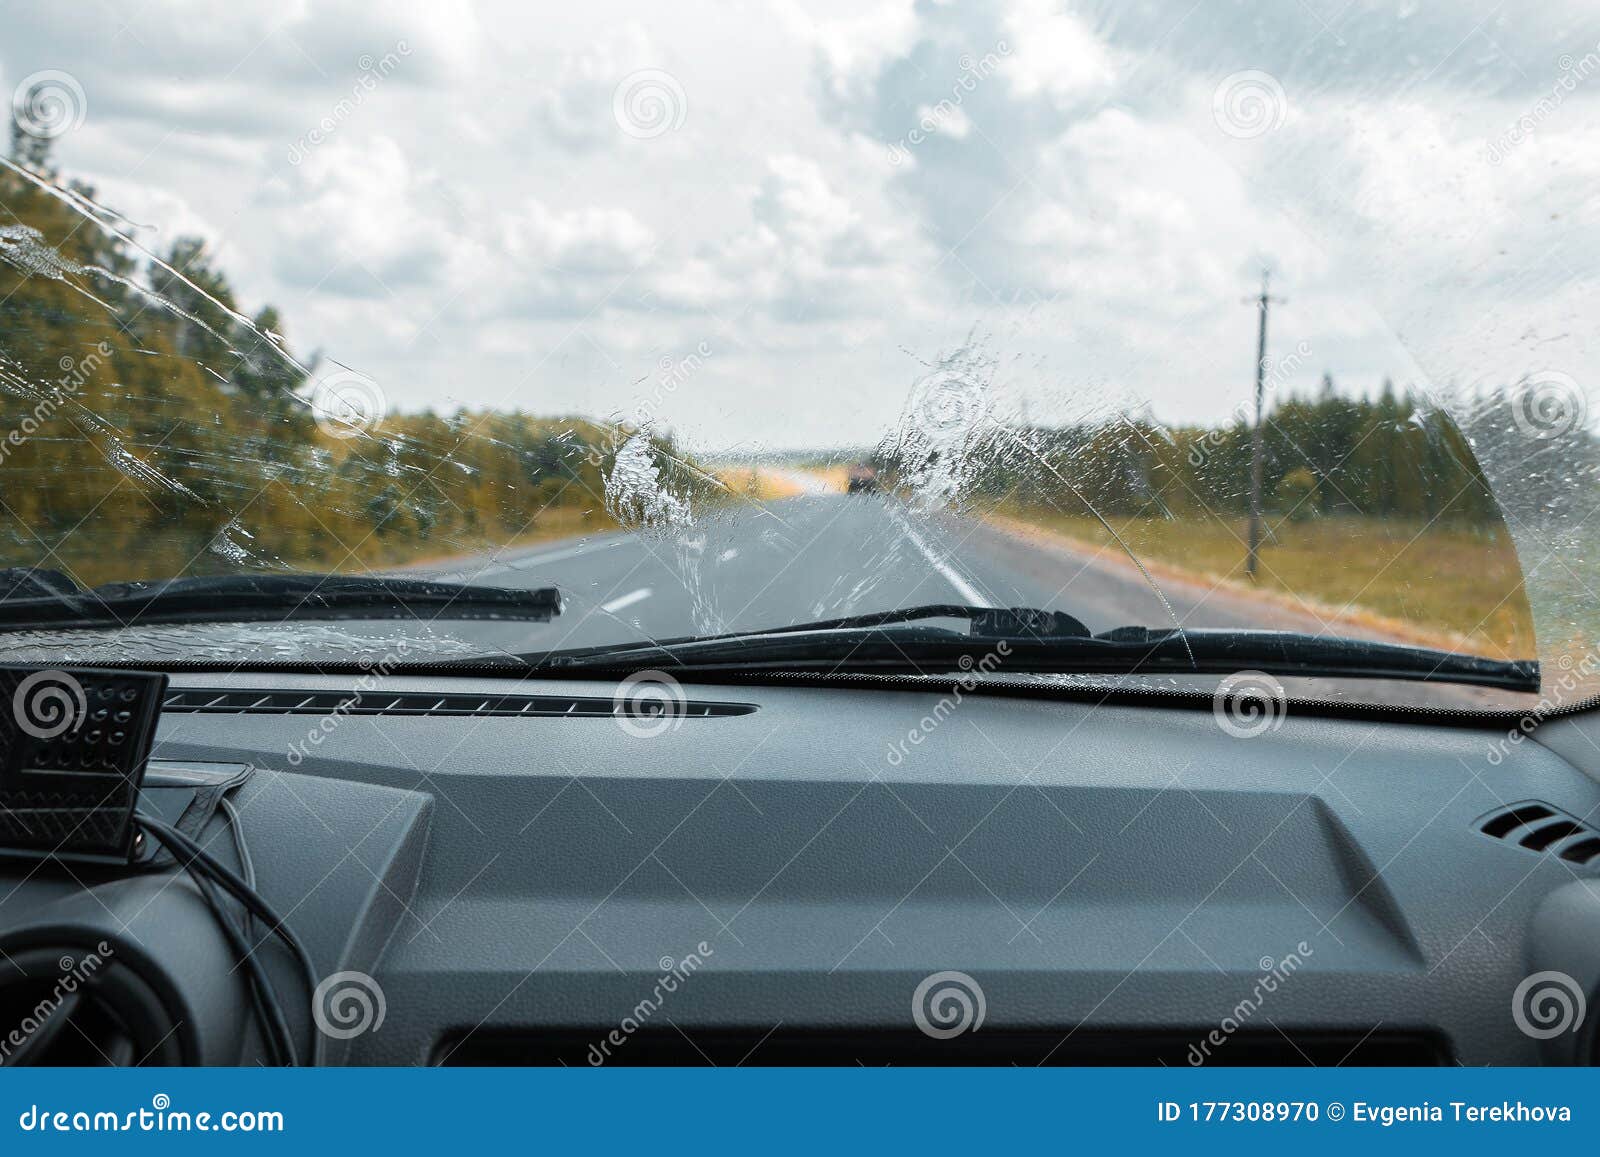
[162,688,756,720]
[1477,801,1600,865]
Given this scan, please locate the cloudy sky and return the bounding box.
[5,0,1597,452]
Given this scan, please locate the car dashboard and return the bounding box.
[3,671,1599,1067]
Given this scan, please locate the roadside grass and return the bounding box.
[384,505,613,573]
[32,503,616,587]
[803,465,852,493]
[996,504,1536,659]
[713,467,809,501]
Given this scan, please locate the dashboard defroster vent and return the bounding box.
[1476,801,1600,865]
[162,687,756,721]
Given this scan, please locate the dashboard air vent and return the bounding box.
[1476,801,1600,865]
[162,688,756,720]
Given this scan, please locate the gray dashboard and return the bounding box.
[5,670,1599,1066]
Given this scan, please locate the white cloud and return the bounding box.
[258,135,454,295]
[778,0,921,106]
[914,102,972,139]
[507,200,655,275]
[998,0,1117,106]
[0,0,1595,449]
[645,153,923,325]
[527,23,666,152]
[1016,108,1328,309]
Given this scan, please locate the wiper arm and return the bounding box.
[0,568,562,630]
[516,613,1537,693]
[669,603,1093,640]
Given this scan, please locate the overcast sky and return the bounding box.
[5,0,1597,452]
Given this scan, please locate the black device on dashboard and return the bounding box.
[0,666,167,864]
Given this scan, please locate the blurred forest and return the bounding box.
[0,128,717,586]
[876,374,1589,530]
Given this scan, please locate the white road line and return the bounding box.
[479,536,629,577]
[884,503,993,608]
[600,587,653,614]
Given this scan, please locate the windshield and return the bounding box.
[0,2,1592,711]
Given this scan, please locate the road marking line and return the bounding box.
[600,587,653,614]
[479,536,628,576]
[884,504,993,608]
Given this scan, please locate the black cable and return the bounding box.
[135,814,317,987]
[220,796,256,890]
[135,813,319,1065]
[146,813,321,1065]
[128,817,284,1063]
[218,795,256,942]
[180,841,293,1066]
[215,795,274,1054]
[138,815,291,1065]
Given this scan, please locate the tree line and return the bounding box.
[0,131,714,586]
[878,374,1592,530]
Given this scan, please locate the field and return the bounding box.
[994,504,1537,660]
[712,467,811,501]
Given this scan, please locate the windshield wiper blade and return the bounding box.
[1088,626,1539,690]
[517,617,1537,693]
[706,602,1094,639]
[0,570,562,630]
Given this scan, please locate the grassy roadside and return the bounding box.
[42,503,619,586]
[713,467,810,501]
[388,505,616,572]
[993,503,1536,659]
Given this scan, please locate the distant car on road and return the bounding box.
[846,463,879,493]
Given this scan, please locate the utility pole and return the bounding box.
[1243,270,1284,579]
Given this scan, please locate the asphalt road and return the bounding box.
[417,492,1335,647]
[407,490,1517,709]
[422,495,1168,650]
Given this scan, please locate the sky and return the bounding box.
[3,0,1597,453]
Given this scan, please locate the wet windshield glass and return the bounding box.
[0,2,1593,711]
